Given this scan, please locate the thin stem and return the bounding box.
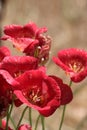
[41,115,45,130]
[10,116,16,129]
[5,101,14,130]
[5,107,9,130]
[58,105,66,130]
[58,80,72,130]
[16,106,28,130]
[34,115,40,130]
[29,108,32,126]
[69,80,72,87]
[0,118,2,127]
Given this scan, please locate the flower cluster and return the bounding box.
[0,22,87,130]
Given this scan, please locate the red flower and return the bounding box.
[0,70,20,117]
[0,56,38,77]
[53,48,87,82]
[0,46,10,62]
[14,67,61,116]
[1,22,51,64]
[14,67,73,117]
[1,23,38,51]
[0,128,4,130]
[1,120,12,130]
[18,124,32,130]
[1,120,31,130]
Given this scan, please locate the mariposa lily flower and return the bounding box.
[1,22,51,64]
[14,67,73,117]
[0,56,38,77]
[53,48,87,82]
[1,22,39,51]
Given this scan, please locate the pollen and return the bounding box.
[28,89,45,106]
[69,60,84,73]
[14,71,23,77]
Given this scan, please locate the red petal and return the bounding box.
[50,76,73,105]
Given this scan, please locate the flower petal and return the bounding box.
[18,124,32,130]
[1,56,38,76]
[50,76,73,105]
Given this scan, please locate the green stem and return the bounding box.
[5,107,9,130]
[0,118,2,127]
[10,116,16,129]
[29,108,32,126]
[16,106,28,130]
[58,80,72,130]
[58,105,66,130]
[34,115,40,130]
[69,80,72,87]
[5,102,14,130]
[41,115,45,130]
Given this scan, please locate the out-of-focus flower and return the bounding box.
[18,124,32,130]
[1,22,51,64]
[0,70,20,117]
[0,128,4,130]
[0,56,38,77]
[53,48,87,82]
[0,46,10,62]
[14,67,73,117]
[0,120,32,130]
[0,120,12,130]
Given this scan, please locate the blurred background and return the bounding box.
[0,0,87,130]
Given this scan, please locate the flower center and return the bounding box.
[28,89,45,106]
[69,60,84,73]
[23,88,47,107]
[14,70,24,77]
